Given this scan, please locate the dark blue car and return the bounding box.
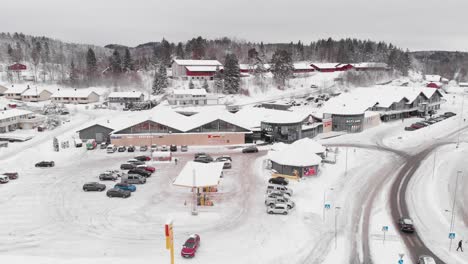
[114,183,136,192]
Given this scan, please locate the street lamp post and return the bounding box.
[323,187,334,221]
[344,147,349,177]
[449,170,462,251]
[335,206,341,249]
[457,94,465,148]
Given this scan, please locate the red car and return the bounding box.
[181,234,200,258]
[137,165,156,173]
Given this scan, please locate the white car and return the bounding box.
[266,204,289,215]
[150,144,158,152]
[127,159,141,164]
[0,175,10,184]
[265,195,295,209]
[418,255,436,264]
[160,145,168,151]
[266,184,293,196]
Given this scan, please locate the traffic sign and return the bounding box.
[449,232,456,239]
[382,226,389,232]
[324,203,331,209]
[398,259,404,264]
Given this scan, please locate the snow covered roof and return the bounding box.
[352,62,388,68]
[51,89,99,98]
[186,109,251,131]
[185,66,221,72]
[425,75,442,82]
[173,59,222,66]
[235,107,312,128]
[293,62,314,70]
[172,89,207,96]
[5,86,28,94]
[0,109,32,120]
[459,82,468,87]
[108,91,144,98]
[269,139,323,167]
[172,161,224,187]
[21,87,52,96]
[310,63,341,69]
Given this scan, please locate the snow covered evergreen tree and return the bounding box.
[160,39,172,66]
[213,66,223,93]
[152,64,168,95]
[123,48,134,72]
[223,53,240,94]
[86,48,97,84]
[69,61,78,87]
[176,42,185,59]
[271,49,294,88]
[109,49,122,74]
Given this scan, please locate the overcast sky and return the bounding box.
[2,0,467,51]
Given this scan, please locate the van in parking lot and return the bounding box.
[74,138,83,148]
[106,144,117,153]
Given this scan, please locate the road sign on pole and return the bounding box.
[382,226,389,244]
[324,203,331,209]
[449,232,456,239]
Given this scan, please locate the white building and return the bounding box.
[107,91,144,106]
[51,89,100,104]
[4,86,28,100]
[167,89,219,106]
[0,109,45,133]
[0,84,8,95]
[171,59,222,80]
[21,87,53,102]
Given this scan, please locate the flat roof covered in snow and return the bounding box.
[173,59,222,66]
[172,161,224,187]
[108,91,144,98]
[185,66,221,72]
[172,89,207,95]
[269,138,323,167]
[0,109,32,120]
[51,89,98,98]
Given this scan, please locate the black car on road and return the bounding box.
[83,182,106,192]
[268,177,289,186]
[242,146,258,153]
[106,188,131,198]
[35,161,55,167]
[398,217,415,233]
[120,163,136,170]
[128,168,152,177]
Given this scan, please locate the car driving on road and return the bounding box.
[242,145,258,153]
[398,217,415,233]
[35,161,55,167]
[83,182,106,192]
[181,234,200,258]
[106,188,131,198]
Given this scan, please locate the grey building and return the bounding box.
[261,114,323,143]
[77,124,114,143]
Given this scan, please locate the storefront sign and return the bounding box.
[303,166,316,176]
[345,119,361,124]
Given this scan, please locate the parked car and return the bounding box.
[216,155,232,161]
[444,112,456,117]
[35,161,55,167]
[104,170,123,178]
[99,172,118,181]
[100,142,108,149]
[127,159,145,165]
[150,144,158,152]
[398,217,415,233]
[194,155,214,163]
[266,184,293,196]
[120,163,136,170]
[417,255,437,264]
[268,177,289,186]
[106,144,117,153]
[181,145,188,152]
[114,183,137,192]
[136,164,156,173]
[83,182,106,192]
[265,195,295,209]
[123,174,146,184]
[0,175,9,184]
[3,172,18,180]
[266,204,289,215]
[118,146,127,152]
[242,146,259,153]
[405,126,417,131]
[140,145,148,152]
[170,144,177,152]
[160,145,169,151]
[194,152,207,159]
[127,145,135,152]
[106,188,131,198]
[181,234,201,258]
[222,160,232,169]
[411,123,426,129]
[128,168,152,177]
[134,155,151,161]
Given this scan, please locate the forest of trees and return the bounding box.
[1,32,465,91]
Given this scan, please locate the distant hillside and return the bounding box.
[411,50,468,81]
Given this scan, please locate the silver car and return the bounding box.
[266,184,293,196]
[418,255,436,264]
[265,195,295,209]
[266,204,289,215]
[123,174,146,184]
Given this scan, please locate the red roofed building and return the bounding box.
[8,63,27,71]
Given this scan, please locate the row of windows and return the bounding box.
[53,97,88,101]
[0,114,28,124]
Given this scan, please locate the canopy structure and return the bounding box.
[173,161,224,188]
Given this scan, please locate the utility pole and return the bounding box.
[344,147,349,177]
[449,170,462,251]
[432,150,437,180]
[192,169,198,215]
[457,94,465,148]
[335,206,341,249]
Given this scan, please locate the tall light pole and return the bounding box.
[335,206,341,249]
[344,147,349,177]
[457,94,465,148]
[449,170,462,251]
[323,187,334,221]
